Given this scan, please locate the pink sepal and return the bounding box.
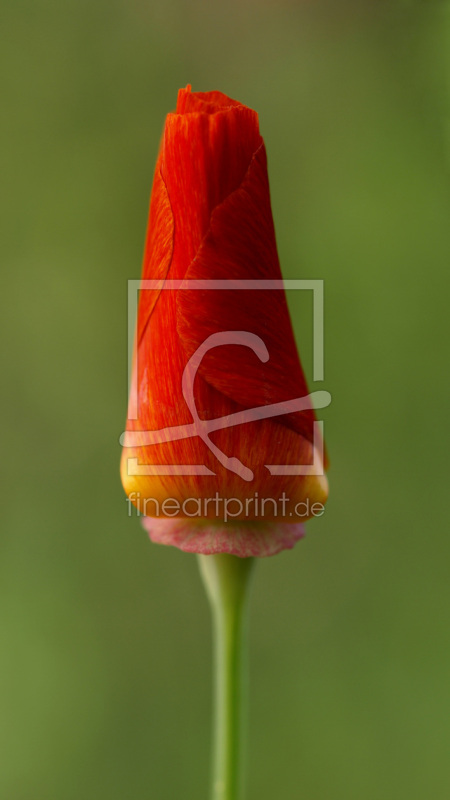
[141,517,305,558]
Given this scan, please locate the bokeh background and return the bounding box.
[2,1,450,798]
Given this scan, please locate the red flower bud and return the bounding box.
[121,86,329,557]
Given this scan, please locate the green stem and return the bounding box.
[198,553,255,800]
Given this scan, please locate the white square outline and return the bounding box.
[125,279,326,477]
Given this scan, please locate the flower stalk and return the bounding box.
[198,553,255,800]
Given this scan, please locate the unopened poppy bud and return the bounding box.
[121,86,329,557]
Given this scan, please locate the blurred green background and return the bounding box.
[2,1,450,798]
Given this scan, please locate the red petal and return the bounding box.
[137,154,174,345]
[177,143,316,443]
[137,95,257,344]
[160,103,262,282]
[176,86,243,114]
